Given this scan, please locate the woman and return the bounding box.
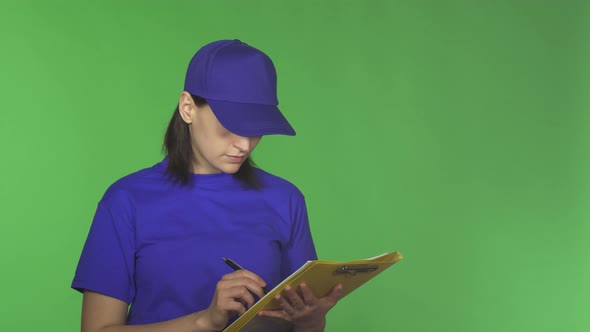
[71,39,341,332]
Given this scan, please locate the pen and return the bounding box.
[222,257,270,294]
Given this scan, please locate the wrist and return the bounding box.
[192,310,219,332]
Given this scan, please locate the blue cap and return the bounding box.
[183,39,296,136]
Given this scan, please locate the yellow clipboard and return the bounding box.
[223,251,403,332]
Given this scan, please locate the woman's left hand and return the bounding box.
[257,283,342,332]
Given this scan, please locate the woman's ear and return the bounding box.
[178,91,194,124]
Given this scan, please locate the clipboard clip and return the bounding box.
[335,264,379,276]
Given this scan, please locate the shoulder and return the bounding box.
[100,160,168,205]
[253,168,305,201]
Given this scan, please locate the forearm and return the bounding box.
[93,311,217,332]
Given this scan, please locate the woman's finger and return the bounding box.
[222,299,248,316]
[322,283,343,306]
[298,283,317,305]
[221,269,267,288]
[257,309,288,320]
[220,286,256,309]
[283,286,305,311]
[275,294,296,316]
[217,277,266,299]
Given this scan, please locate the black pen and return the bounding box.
[222,257,270,294]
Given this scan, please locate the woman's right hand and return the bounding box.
[200,270,267,331]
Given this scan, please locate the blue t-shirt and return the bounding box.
[71,159,317,325]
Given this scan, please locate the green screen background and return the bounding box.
[1,1,589,331]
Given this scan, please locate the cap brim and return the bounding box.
[207,99,296,137]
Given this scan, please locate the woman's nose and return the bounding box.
[233,135,251,152]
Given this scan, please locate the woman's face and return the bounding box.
[179,92,262,174]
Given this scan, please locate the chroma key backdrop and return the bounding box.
[0,1,588,331]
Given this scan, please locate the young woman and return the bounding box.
[71,39,341,332]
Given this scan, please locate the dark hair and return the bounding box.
[163,94,259,188]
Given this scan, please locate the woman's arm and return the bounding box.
[81,291,212,332]
[81,270,267,332]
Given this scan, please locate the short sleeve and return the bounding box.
[281,190,318,278]
[71,188,136,304]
